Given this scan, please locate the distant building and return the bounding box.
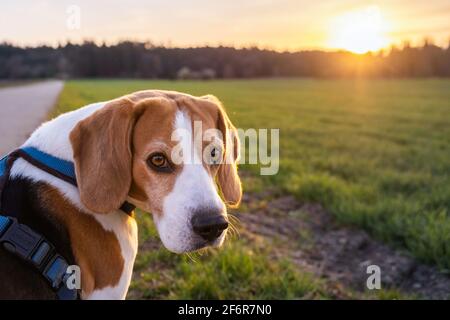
[176,67,216,80]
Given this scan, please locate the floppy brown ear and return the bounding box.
[69,98,137,214]
[213,97,242,208]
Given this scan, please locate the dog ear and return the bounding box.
[70,98,138,214]
[206,95,242,208]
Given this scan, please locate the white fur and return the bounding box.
[84,212,138,300]
[10,101,138,300]
[154,110,225,253]
[11,102,106,213]
[9,101,227,298]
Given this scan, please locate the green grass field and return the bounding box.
[55,78,450,298]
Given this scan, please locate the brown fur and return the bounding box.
[70,98,140,214]
[177,94,242,207]
[129,97,182,216]
[63,91,241,296]
[214,98,242,207]
[70,91,241,215]
[38,184,125,297]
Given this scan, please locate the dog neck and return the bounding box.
[8,102,138,299]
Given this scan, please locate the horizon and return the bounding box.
[1,1,450,54]
[2,38,449,54]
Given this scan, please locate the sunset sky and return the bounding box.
[1,0,449,53]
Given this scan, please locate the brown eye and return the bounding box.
[210,146,221,165]
[147,153,171,172]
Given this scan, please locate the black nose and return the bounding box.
[191,214,229,241]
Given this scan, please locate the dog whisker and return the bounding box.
[226,215,241,239]
[185,252,199,263]
[228,225,238,239]
[228,214,241,228]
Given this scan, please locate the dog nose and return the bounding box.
[191,214,229,241]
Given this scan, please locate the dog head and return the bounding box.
[69,91,241,253]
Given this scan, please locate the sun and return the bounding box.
[328,6,390,54]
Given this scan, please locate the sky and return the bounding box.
[1,0,449,52]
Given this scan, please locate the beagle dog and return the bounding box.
[0,90,241,299]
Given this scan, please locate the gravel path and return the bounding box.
[0,81,64,155]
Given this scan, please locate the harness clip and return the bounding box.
[0,217,53,269]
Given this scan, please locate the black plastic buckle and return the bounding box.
[0,216,78,299]
[0,217,54,269]
[43,255,69,289]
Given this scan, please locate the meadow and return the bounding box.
[55,78,450,299]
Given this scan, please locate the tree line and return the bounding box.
[0,40,449,79]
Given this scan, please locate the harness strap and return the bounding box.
[0,215,78,300]
[19,147,77,186]
[0,146,137,299]
[0,147,135,215]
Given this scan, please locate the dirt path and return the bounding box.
[234,189,450,299]
[0,81,63,155]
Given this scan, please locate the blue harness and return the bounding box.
[0,146,135,299]
[0,146,76,180]
[0,146,135,213]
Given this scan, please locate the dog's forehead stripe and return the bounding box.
[173,109,203,163]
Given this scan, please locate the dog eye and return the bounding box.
[147,153,171,172]
[210,146,222,165]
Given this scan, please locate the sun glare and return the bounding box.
[328,6,390,54]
